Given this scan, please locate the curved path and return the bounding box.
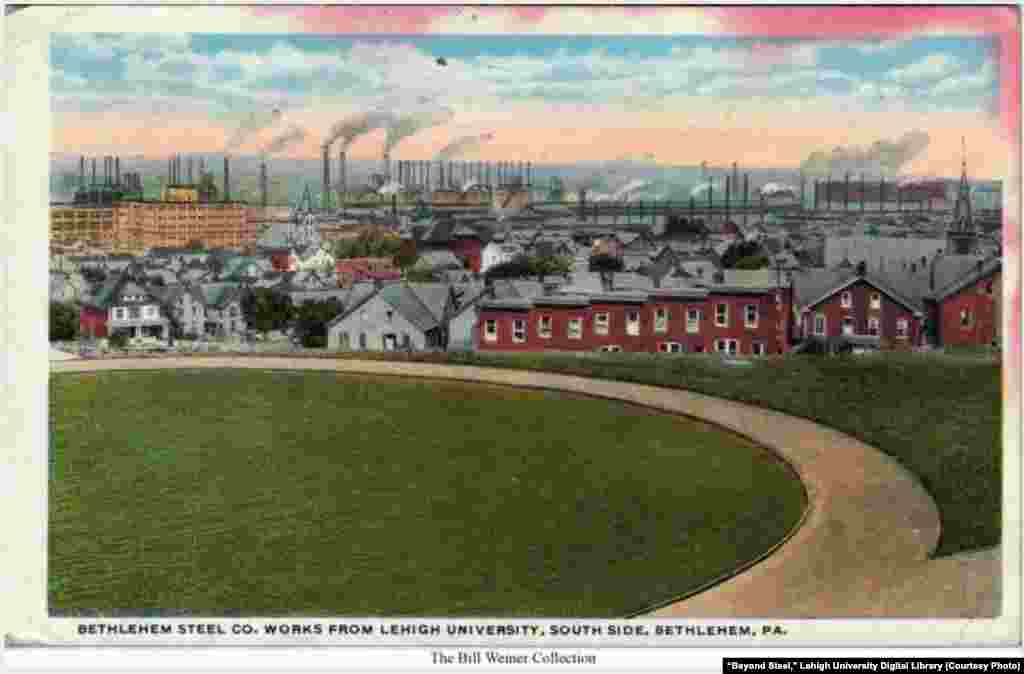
[51,355,992,618]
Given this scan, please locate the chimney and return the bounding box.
[260,161,268,208]
[223,156,230,202]
[322,144,331,210]
[339,150,347,208]
[856,260,867,276]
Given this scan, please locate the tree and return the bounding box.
[733,255,771,270]
[242,287,293,337]
[50,302,78,341]
[186,239,205,251]
[80,267,107,285]
[528,255,572,280]
[404,267,437,283]
[484,255,535,281]
[589,254,624,273]
[292,299,343,348]
[720,240,765,269]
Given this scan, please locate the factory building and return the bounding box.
[51,155,255,251]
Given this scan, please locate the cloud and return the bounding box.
[886,53,963,84]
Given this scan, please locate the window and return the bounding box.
[654,308,668,333]
[715,303,729,327]
[484,320,498,342]
[626,311,640,336]
[814,314,826,336]
[340,332,350,349]
[144,305,157,319]
[538,315,552,339]
[359,332,367,349]
[870,293,881,310]
[842,317,855,335]
[715,338,738,355]
[512,319,527,343]
[600,345,622,353]
[402,333,411,349]
[960,309,973,328]
[867,317,880,336]
[896,319,909,338]
[841,291,853,308]
[659,342,683,354]
[128,306,140,320]
[744,304,758,329]
[752,342,767,356]
[567,318,582,340]
[686,308,701,333]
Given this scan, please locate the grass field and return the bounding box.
[397,350,999,556]
[49,369,806,617]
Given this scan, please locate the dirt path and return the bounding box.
[51,356,999,618]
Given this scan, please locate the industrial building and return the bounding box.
[50,155,254,251]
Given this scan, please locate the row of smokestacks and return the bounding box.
[166,155,209,186]
[811,176,947,210]
[79,155,123,188]
[321,151,535,205]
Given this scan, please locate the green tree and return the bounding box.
[484,255,535,281]
[242,288,294,338]
[720,240,764,269]
[733,255,771,270]
[50,302,79,341]
[528,255,573,280]
[292,299,344,348]
[404,267,437,283]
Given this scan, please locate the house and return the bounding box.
[196,282,247,338]
[480,240,524,274]
[153,283,208,339]
[327,282,449,351]
[336,257,400,288]
[792,262,925,352]
[414,249,464,272]
[79,275,171,340]
[930,255,1001,348]
[295,245,336,272]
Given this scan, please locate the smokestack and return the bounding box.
[188,157,193,184]
[391,193,398,218]
[383,151,391,182]
[321,144,331,210]
[725,174,731,221]
[743,173,750,225]
[844,172,850,211]
[526,162,532,187]
[339,150,347,208]
[223,156,230,202]
[260,161,268,208]
[79,156,85,189]
[91,158,96,187]
[115,156,120,187]
[862,174,867,212]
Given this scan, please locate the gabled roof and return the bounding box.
[377,283,441,332]
[198,282,243,308]
[407,283,452,323]
[793,269,925,316]
[932,255,1000,301]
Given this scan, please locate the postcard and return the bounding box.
[4,3,1021,665]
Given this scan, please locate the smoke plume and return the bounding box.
[759,182,798,198]
[325,110,396,150]
[260,124,307,157]
[384,106,455,156]
[434,132,495,161]
[224,107,284,152]
[800,131,930,177]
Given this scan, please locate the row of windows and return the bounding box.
[811,314,909,337]
[337,332,412,349]
[839,291,882,310]
[111,305,160,321]
[484,304,764,342]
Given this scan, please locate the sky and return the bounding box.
[49,6,1018,179]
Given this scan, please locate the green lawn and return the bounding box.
[367,349,999,556]
[49,370,806,617]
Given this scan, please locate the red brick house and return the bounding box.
[336,257,401,288]
[931,257,1001,348]
[793,264,925,352]
[477,282,794,356]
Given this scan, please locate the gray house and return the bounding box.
[327,283,452,351]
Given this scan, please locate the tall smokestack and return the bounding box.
[223,156,230,202]
[527,162,532,187]
[260,161,268,208]
[383,151,391,182]
[188,157,193,184]
[322,144,331,210]
[115,156,120,187]
[725,174,731,221]
[91,158,96,187]
[79,156,85,189]
[743,173,750,225]
[844,172,850,211]
[339,150,347,208]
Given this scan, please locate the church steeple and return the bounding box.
[953,136,972,231]
[948,137,977,255]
